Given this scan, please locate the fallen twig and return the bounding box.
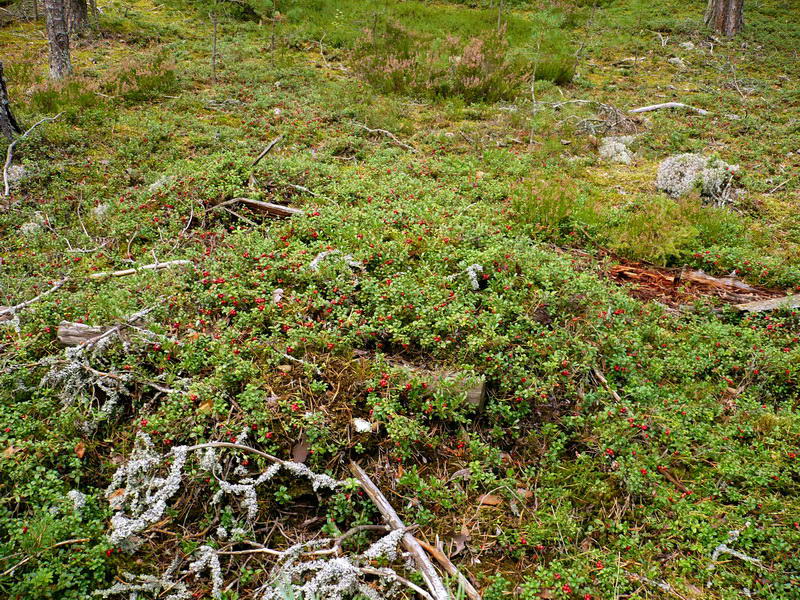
[3,112,63,197]
[88,260,192,280]
[349,461,450,600]
[592,367,622,403]
[354,122,417,153]
[416,538,481,600]
[252,135,284,168]
[214,198,303,218]
[0,277,69,321]
[0,538,90,578]
[361,566,434,600]
[629,102,709,115]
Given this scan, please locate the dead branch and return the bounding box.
[252,135,284,168]
[360,566,435,600]
[3,112,63,197]
[416,538,481,600]
[629,102,709,115]
[0,277,69,321]
[735,294,800,313]
[214,198,303,218]
[354,122,417,153]
[0,538,90,578]
[88,259,192,280]
[591,367,622,403]
[349,461,450,600]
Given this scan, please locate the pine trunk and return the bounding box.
[44,0,72,80]
[705,0,744,37]
[0,62,21,140]
[66,0,88,34]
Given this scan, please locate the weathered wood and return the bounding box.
[735,294,800,313]
[0,62,21,141]
[349,462,450,600]
[630,102,709,116]
[416,538,481,600]
[0,277,69,319]
[57,321,111,346]
[251,135,283,167]
[214,197,303,218]
[44,0,72,79]
[88,259,192,280]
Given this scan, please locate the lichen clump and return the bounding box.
[656,153,740,204]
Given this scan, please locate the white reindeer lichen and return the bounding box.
[189,546,224,599]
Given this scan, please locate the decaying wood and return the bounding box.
[416,538,481,600]
[676,269,756,292]
[251,135,283,167]
[57,321,111,346]
[735,294,800,313]
[3,112,63,197]
[88,259,192,279]
[0,276,69,321]
[629,102,709,116]
[349,461,450,600]
[214,197,303,218]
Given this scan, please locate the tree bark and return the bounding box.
[705,0,744,37]
[44,0,72,80]
[66,0,88,34]
[0,62,22,141]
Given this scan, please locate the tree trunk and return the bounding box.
[705,0,744,37]
[44,0,72,79]
[66,0,88,34]
[0,62,21,140]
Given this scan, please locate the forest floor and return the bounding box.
[1,1,799,599]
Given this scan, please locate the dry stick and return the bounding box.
[629,102,709,115]
[88,259,192,280]
[0,276,69,318]
[415,538,481,600]
[349,461,450,600]
[360,566,435,600]
[591,367,622,402]
[354,122,417,153]
[3,112,63,197]
[214,197,302,218]
[252,135,284,168]
[0,538,90,578]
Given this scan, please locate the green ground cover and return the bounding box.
[1,0,799,598]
